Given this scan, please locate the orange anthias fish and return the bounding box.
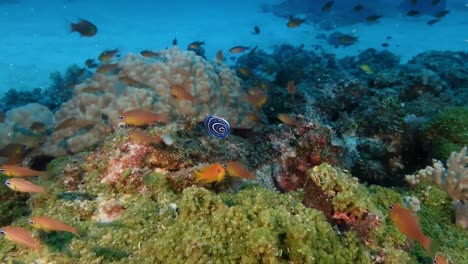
[389,204,432,254]
[169,84,196,103]
[277,113,300,128]
[128,130,162,145]
[229,46,249,54]
[0,226,42,251]
[0,165,46,177]
[4,178,46,193]
[140,50,160,58]
[226,162,255,179]
[287,16,306,28]
[216,50,223,61]
[29,216,79,236]
[433,254,448,264]
[98,48,119,62]
[194,163,226,184]
[287,81,296,94]
[247,88,267,108]
[119,109,170,126]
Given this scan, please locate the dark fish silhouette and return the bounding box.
[322,1,334,12]
[406,10,420,16]
[253,25,260,35]
[427,19,440,25]
[435,10,449,19]
[353,4,363,12]
[366,15,381,22]
[70,18,97,37]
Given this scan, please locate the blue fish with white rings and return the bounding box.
[204,115,231,139]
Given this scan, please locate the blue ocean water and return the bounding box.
[0,0,466,91]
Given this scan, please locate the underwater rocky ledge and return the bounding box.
[0,46,467,263]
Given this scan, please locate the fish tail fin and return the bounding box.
[38,171,47,177]
[70,227,80,237]
[65,19,74,34]
[421,235,433,256]
[428,239,440,257]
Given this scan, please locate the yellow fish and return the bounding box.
[194,163,225,184]
[29,216,79,236]
[4,178,46,193]
[0,165,46,177]
[0,226,42,251]
[359,64,374,75]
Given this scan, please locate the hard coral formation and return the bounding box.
[406,147,468,228]
[0,103,54,150]
[42,47,258,156]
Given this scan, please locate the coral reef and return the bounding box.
[1,122,467,263]
[406,147,468,229]
[0,103,54,151]
[41,47,258,156]
[0,64,86,113]
[422,107,468,160]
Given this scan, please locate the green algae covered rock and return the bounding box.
[1,151,467,263]
[423,107,468,160]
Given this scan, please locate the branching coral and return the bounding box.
[406,147,468,228]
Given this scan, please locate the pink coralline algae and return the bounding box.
[270,120,342,192]
[332,211,381,244]
[98,141,154,192]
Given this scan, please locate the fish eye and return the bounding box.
[0,230,4,235]
[118,115,125,120]
[169,85,173,89]
[28,220,35,225]
[4,180,10,186]
[389,204,394,211]
[0,168,4,173]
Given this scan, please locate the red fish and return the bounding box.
[119,109,169,126]
[389,204,432,254]
[0,226,42,250]
[0,165,46,177]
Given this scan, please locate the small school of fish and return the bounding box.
[0,166,79,250]
[194,161,255,184]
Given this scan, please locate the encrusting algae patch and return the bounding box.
[1,125,466,263]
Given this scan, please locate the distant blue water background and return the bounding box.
[0,0,467,92]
